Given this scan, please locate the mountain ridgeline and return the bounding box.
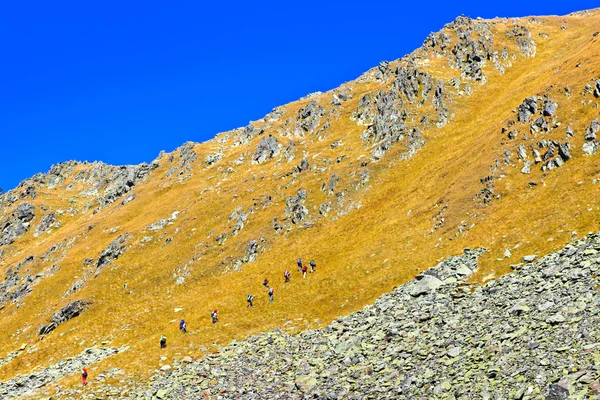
[1,9,600,399]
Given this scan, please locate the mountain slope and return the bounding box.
[0,8,600,397]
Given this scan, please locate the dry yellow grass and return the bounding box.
[0,9,600,395]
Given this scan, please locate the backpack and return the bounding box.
[247,295,252,301]
[310,260,316,267]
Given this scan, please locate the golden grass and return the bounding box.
[0,10,599,396]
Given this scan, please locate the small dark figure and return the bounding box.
[247,294,254,307]
[297,258,303,272]
[309,260,316,273]
[268,287,274,302]
[263,278,269,289]
[211,309,219,324]
[284,270,291,282]
[179,319,187,333]
[160,334,167,349]
[81,368,88,385]
[302,264,308,278]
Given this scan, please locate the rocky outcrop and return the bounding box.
[0,202,36,246]
[138,234,600,399]
[95,234,131,277]
[99,163,156,207]
[34,212,58,237]
[39,299,89,335]
[285,189,308,225]
[252,135,281,164]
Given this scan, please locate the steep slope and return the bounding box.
[0,8,599,397]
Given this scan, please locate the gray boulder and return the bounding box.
[543,99,558,116]
[408,274,443,296]
[252,135,281,164]
[517,97,538,122]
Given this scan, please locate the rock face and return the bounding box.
[136,235,600,399]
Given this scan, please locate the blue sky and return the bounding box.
[0,1,597,191]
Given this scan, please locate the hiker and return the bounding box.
[81,368,88,385]
[268,287,274,302]
[284,269,291,282]
[297,258,303,272]
[310,260,316,273]
[263,278,270,289]
[247,294,254,307]
[160,334,167,349]
[302,264,308,278]
[211,309,219,324]
[179,319,187,333]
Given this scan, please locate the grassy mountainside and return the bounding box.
[1,8,600,396]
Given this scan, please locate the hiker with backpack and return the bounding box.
[284,269,291,282]
[268,287,274,302]
[211,309,219,324]
[160,334,167,349]
[179,319,187,333]
[310,260,316,273]
[297,258,303,272]
[81,368,88,385]
[263,278,270,289]
[247,294,254,307]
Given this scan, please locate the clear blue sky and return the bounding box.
[0,1,597,191]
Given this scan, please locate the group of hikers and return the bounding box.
[161,258,318,349]
[79,258,318,386]
[80,258,318,386]
[248,258,316,307]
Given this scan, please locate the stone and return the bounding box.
[253,135,281,164]
[408,274,443,297]
[546,383,569,400]
[295,375,318,393]
[522,255,537,263]
[543,100,558,116]
[517,97,538,122]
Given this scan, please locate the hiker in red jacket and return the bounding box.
[263,278,270,289]
[82,368,88,385]
[302,264,308,278]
